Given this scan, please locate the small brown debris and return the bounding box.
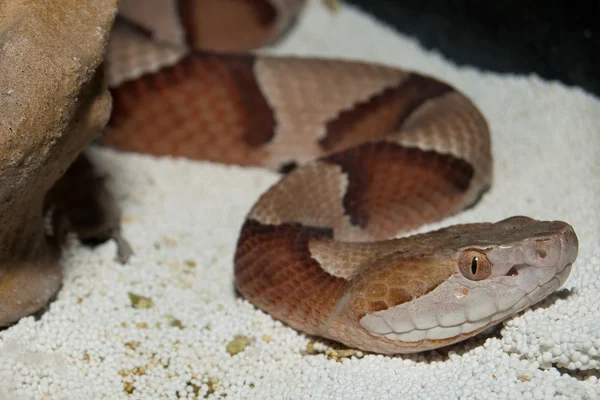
[325,348,362,361]
[184,259,197,268]
[128,292,155,309]
[124,381,134,394]
[136,322,148,329]
[165,314,185,330]
[83,352,90,362]
[305,341,319,355]
[125,341,140,351]
[207,377,219,395]
[226,335,252,355]
[262,335,271,343]
[120,366,147,378]
[517,370,534,382]
[186,381,201,396]
[303,341,363,361]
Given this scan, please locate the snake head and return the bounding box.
[354,216,578,353]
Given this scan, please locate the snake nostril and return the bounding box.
[506,266,519,277]
[536,248,547,259]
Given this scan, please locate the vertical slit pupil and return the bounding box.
[471,257,478,275]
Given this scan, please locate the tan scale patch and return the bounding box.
[392,92,493,196]
[253,57,409,168]
[105,22,187,87]
[309,238,407,279]
[248,161,368,241]
[117,0,186,47]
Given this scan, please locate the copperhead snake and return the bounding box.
[66,0,578,354]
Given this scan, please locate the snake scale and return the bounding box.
[86,0,579,354]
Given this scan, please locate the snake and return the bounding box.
[90,0,579,354]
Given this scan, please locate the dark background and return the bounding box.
[345,0,599,97]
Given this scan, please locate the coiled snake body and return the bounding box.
[95,1,579,354]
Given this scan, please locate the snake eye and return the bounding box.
[459,250,491,281]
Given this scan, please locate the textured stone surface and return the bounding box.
[0,0,116,326]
